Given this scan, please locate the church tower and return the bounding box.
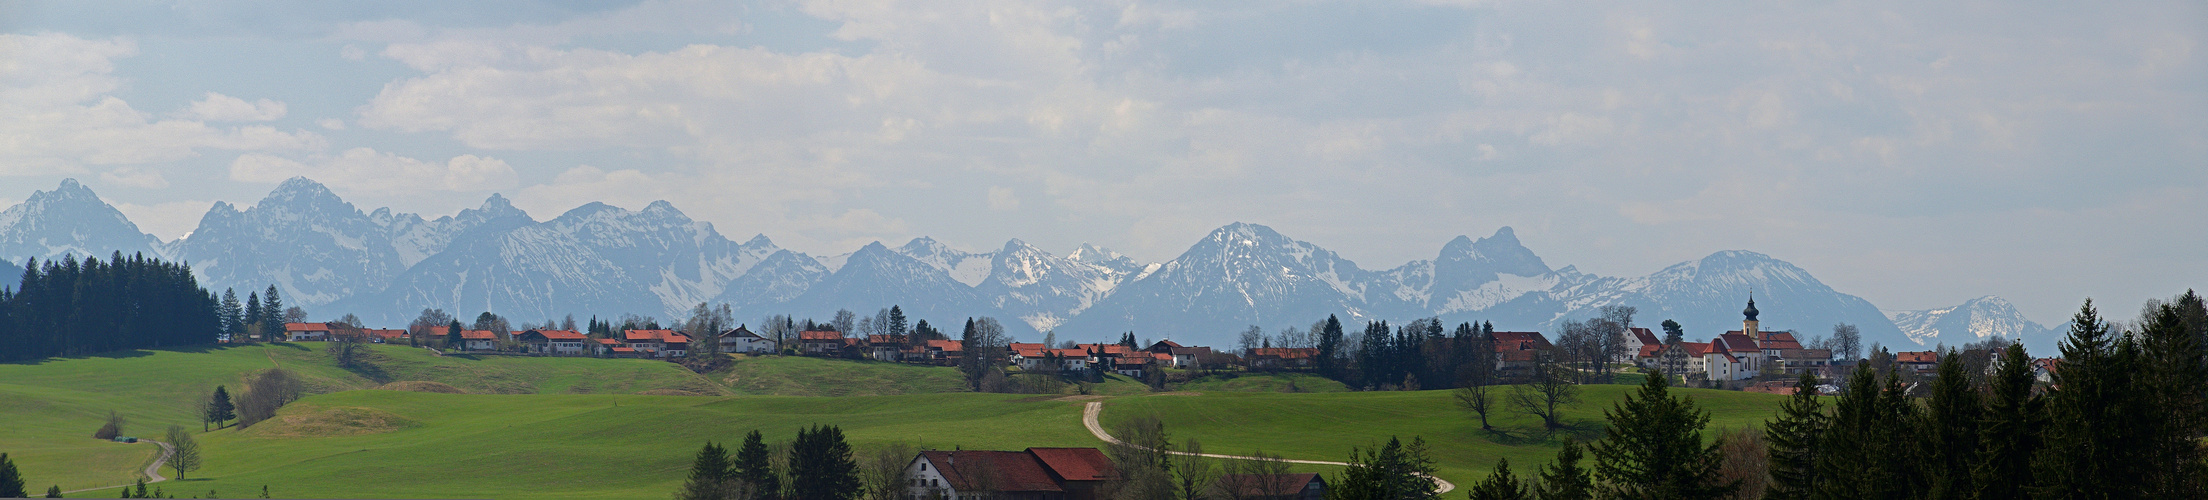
[1743,293,1760,338]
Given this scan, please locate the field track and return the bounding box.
[1083,401,1457,494]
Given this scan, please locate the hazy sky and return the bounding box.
[2,0,2202,323]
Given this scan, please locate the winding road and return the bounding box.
[62,439,173,495]
[1080,401,1456,494]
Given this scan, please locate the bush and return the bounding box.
[235,368,304,428]
[93,410,124,440]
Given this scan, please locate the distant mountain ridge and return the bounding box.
[0,178,2051,349]
[1888,296,2059,354]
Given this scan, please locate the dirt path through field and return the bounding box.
[1081,401,1455,494]
[61,440,172,494]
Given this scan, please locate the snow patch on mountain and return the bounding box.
[0,179,162,263]
[1886,295,2056,353]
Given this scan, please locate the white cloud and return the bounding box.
[230,148,519,193]
[184,92,286,122]
[0,33,326,176]
[113,200,215,241]
[987,186,1020,211]
[317,118,346,130]
[98,167,168,189]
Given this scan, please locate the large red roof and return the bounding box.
[460,329,498,340]
[1492,331,1552,351]
[521,329,586,340]
[1630,327,1661,346]
[1718,333,1762,353]
[1025,447,1116,482]
[284,322,332,332]
[624,329,677,342]
[920,451,1063,492]
[799,330,844,341]
[1896,351,1939,364]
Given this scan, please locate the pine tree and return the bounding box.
[2136,295,2207,496]
[2033,300,2147,498]
[244,293,262,340]
[1317,315,1345,379]
[259,286,283,334]
[1591,370,1734,499]
[789,425,861,500]
[220,289,242,337]
[445,320,464,349]
[734,430,779,497]
[1763,371,1825,499]
[207,386,235,429]
[0,452,26,498]
[676,442,734,500]
[1660,319,1685,345]
[1972,343,2042,499]
[1923,350,1983,499]
[1536,439,1593,500]
[1467,458,1528,500]
[45,485,61,498]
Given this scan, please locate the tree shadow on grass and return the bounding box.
[1486,419,1609,446]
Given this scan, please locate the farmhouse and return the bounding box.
[1212,473,1327,500]
[905,447,1117,500]
[460,329,499,351]
[1246,347,1318,370]
[717,326,777,354]
[517,329,588,355]
[362,329,407,343]
[798,330,846,355]
[283,322,332,342]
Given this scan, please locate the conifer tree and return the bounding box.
[220,289,242,337]
[1763,371,1825,499]
[2033,300,2147,498]
[1317,315,1344,379]
[1536,439,1593,500]
[44,485,60,498]
[445,320,464,349]
[1923,351,1982,498]
[2136,295,2207,496]
[733,430,778,498]
[0,452,25,498]
[207,386,235,429]
[789,425,860,500]
[260,286,283,334]
[1972,343,2042,499]
[1467,458,1528,500]
[1590,371,1735,499]
[676,442,734,500]
[244,293,262,339]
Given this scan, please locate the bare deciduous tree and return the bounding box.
[861,441,916,500]
[1511,361,1579,430]
[1172,438,1217,500]
[1215,450,1294,500]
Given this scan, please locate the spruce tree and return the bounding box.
[1467,458,1528,500]
[1536,439,1593,500]
[1923,351,1983,498]
[1813,365,1918,499]
[1763,371,1825,499]
[2136,297,2207,496]
[445,320,464,349]
[1590,371,1735,499]
[45,485,60,498]
[260,286,283,334]
[676,442,733,500]
[208,386,235,429]
[2033,300,2146,498]
[1972,343,2042,499]
[789,425,860,500]
[734,430,778,497]
[0,452,25,498]
[220,289,242,337]
[244,293,262,339]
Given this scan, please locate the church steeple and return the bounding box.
[1743,293,1761,338]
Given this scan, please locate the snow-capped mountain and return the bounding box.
[1057,222,1380,339]
[975,239,1134,332]
[1534,250,1910,350]
[713,249,830,309]
[173,178,420,306]
[1888,296,2057,354]
[0,179,162,263]
[335,200,778,325]
[894,237,994,287]
[765,242,1007,333]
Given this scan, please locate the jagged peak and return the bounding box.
[642,200,682,216]
[1000,238,1042,253]
[555,202,620,220]
[742,234,775,247]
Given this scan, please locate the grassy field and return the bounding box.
[1096,385,1792,490]
[1172,372,1353,393]
[0,344,1795,498]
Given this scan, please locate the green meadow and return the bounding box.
[0,344,1794,498]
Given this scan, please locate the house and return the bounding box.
[1009,343,1049,370]
[662,332,691,358]
[717,326,776,354]
[1777,349,1833,375]
[798,330,846,355]
[517,329,588,355]
[1715,333,1765,375]
[1046,348,1091,371]
[1212,473,1327,500]
[1492,331,1553,381]
[1142,340,1212,367]
[592,338,621,356]
[1617,327,1662,363]
[362,329,407,343]
[1635,344,1664,368]
[460,329,500,351]
[904,447,1118,500]
[1896,351,1939,375]
[918,339,965,365]
[1246,348,1318,370]
[864,335,909,361]
[1111,355,1155,378]
[624,329,674,355]
[283,323,333,342]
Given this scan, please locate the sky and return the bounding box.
[1,0,2202,324]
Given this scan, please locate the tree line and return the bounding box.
[0,253,221,361]
[1464,290,2207,499]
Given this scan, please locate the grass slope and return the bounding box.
[1097,386,1791,490]
[716,355,967,396]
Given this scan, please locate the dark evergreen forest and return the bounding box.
[0,253,220,361]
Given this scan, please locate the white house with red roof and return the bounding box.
[517,329,589,354]
[283,322,332,342]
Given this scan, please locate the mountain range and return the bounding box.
[0,178,2061,351]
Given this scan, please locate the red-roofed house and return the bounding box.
[864,334,909,361]
[460,329,500,351]
[517,329,589,355]
[661,332,691,358]
[592,338,622,356]
[905,447,1118,500]
[1715,333,1765,375]
[1045,348,1091,371]
[283,323,333,342]
[363,329,407,343]
[717,326,776,354]
[1213,473,1327,500]
[1896,351,1939,375]
[1009,343,1049,369]
[1246,348,1318,370]
[1492,331,1553,381]
[798,330,846,355]
[919,339,965,365]
[624,329,677,356]
[1618,327,1662,363]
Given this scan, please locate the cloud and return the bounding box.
[183,92,286,121]
[230,148,519,193]
[987,186,1020,211]
[98,167,168,189]
[113,200,215,241]
[0,33,326,176]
